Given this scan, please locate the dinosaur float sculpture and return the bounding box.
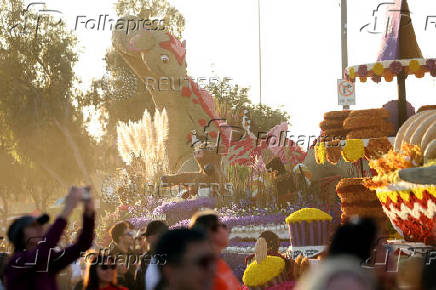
[111,22,306,199]
[112,24,233,173]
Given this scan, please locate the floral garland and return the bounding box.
[344,58,436,83]
[316,138,392,164]
[243,256,285,287]
[341,139,365,162]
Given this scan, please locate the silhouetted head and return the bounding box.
[328,217,377,262]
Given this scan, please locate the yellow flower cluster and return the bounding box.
[315,142,326,164]
[243,256,285,287]
[341,139,364,162]
[285,208,332,224]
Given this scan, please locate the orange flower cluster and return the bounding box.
[369,143,422,175]
[364,137,393,160]
[363,172,399,190]
[364,143,423,190]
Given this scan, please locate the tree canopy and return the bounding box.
[0,0,97,211]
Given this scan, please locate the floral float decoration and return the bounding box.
[344,59,436,83]
[343,0,436,129]
[314,142,326,164]
[242,237,288,289]
[315,137,393,165]
[152,197,216,225]
[341,139,365,162]
[364,138,436,244]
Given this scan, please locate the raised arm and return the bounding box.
[8,187,82,272]
[51,194,95,272]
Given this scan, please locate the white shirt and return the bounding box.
[145,256,160,290]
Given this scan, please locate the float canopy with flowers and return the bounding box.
[344,0,436,127]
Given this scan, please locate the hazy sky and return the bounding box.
[36,0,436,138]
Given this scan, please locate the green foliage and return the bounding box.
[0,0,97,211]
[114,0,185,39]
[206,77,290,134]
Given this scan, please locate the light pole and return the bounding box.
[258,0,262,105]
[341,0,349,110]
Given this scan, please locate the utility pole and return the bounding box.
[341,0,349,110]
[258,0,262,105]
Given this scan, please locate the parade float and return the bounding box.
[339,0,436,245]
[364,110,436,245]
[103,1,436,282]
[312,107,395,233]
[105,20,355,287]
[109,20,327,249]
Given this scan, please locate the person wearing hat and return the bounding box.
[5,186,95,290]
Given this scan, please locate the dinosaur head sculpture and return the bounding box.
[112,21,187,92]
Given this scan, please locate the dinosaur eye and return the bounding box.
[160,54,169,63]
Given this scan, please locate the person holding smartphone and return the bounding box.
[5,186,95,290]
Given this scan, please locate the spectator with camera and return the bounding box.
[5,186,95,290]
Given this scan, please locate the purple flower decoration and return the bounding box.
[170,219,190,229]
[129,217,152,229]
[221,253,247,282]
[389,61,403,75]
[152,197,217,225]
[220,214,287,227]
[153,197,216,216]
[426,59,436,70]
[426,59,436,77]
[358,65,368,77]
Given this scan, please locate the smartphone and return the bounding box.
[82,186,91,201]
